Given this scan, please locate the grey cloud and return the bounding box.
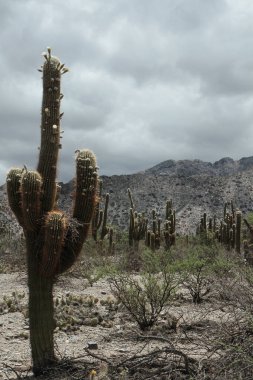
[95,0,227,85]
[1,0,253,185]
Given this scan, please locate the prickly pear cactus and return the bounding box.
[6,48,98,375]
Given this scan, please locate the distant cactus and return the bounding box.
[6,49,98,375]
[144,200,176,251]
[197,202,241,252]
[92,182,113,255]
[92,180,110,241]
[127,188,147,251]
[108,227,114,255]
[100,192,110,240]
[164,200,176,249]
[92,179,103,241]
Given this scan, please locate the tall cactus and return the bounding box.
[165,200,176,248]
[6,48,98,375]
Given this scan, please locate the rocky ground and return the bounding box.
[0,270,212,379]
[0,247,252,380]
[0,272,120,379]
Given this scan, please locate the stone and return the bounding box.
[87,341,98,350]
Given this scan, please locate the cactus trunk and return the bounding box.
[27,233,55,374]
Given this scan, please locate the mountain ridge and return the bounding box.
[144,156,253,176]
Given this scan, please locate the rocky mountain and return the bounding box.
[1,156,253,236]
[59,156,253,234]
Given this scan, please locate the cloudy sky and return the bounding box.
[1,0,253,184]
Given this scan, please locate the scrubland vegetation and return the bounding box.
[2,219,253,379]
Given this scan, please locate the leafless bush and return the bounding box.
[193,264,253,379]
[110,270,178,331]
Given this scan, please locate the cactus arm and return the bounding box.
[72,149,97,222]
[21,171,42,231]
[91,180,111,242]
[56,150,98,274]
[6,168,24,227]
[39,211,68,277]
[37,50,65,213]
[127,188,134,209]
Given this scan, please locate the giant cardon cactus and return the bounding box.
[6,48,98,375]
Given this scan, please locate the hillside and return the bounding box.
[1,156,253,235]
[58,156,253,234]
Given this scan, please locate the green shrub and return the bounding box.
[110,248,177,330]
[174,242,233,304]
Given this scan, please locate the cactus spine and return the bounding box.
[6,49,98,375]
